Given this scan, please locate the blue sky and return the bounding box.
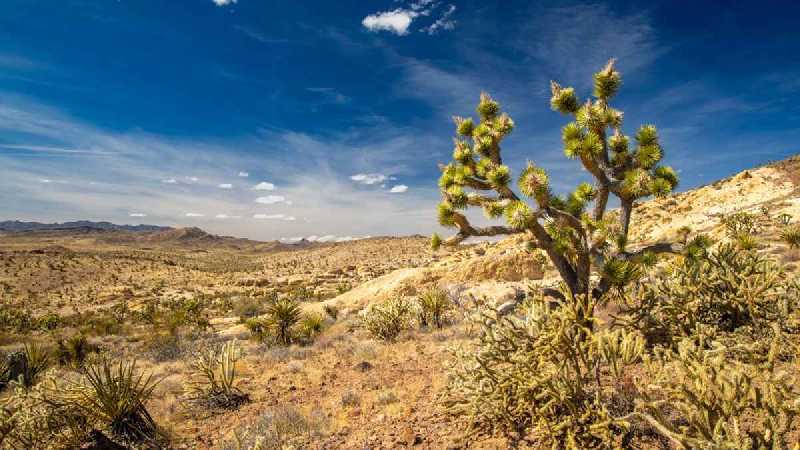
[0,0,798,241]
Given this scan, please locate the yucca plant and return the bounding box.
[781,225,800,248]
[777,213,792,226]
[184,340,248,410]
[70,358,160,443]
[19,342,49,388]
[56,334,93,368]
[417,288,453,328]
[299,314,325,341]
[265,298,301,346]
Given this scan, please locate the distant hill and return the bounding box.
[0,220,171,233]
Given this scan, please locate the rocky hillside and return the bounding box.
[318,155,800,314]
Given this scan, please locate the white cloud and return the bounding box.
[252,181,275,191]
[238,171,249,177]
[255,195,290,205]
[350,173,388,185]
[316,234,336,242]
[253,213,296,221]
[185,213,204,217]
[218,183,233,189]
[363,9,416,35]
[187,176,199,182]
[129,213,147,217]
[389,184,408,193]
[215,214,241,219]
[363,1,455,35]
[162,178,177,184]
[306,235,319,242]
[212,0,236,6]
[39,178,51,183]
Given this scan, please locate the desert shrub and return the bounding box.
[298,313,325,342]
[722,211,759,238]
[417,287,453,328]
[781,225,800,249]
[734,232,759,250]
[184,340,248,410]
[635,338,800,449]
[233,297,265,322]
[36,312,61,331]
[56,334,96,368]
[376,390,398,405]
[445,291,645,447]
[265,298,301,346]
[340,390,360,407]
[162,297,211,333]
[245,317,272,342]
[613,243,800,347]
[225,405,326,450]
[145,333,183,362]
[360,297,414,341]
[0,308,33,333]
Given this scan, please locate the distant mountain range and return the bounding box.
[0,220,172,233]
[0,220,173,232]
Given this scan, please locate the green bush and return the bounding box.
[265,298,301,346]
[360,298,414,341]
[417,288,453,328]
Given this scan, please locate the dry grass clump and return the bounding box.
[223,405,327,450]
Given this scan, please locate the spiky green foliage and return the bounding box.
[613,243,800,348]
[56,334,94,368]
[265,298,301,346]
[635,338,800,450]
[78,358,160,443]
[185,340,248,410]
[430,232,442,250]
[445,290,645,447]
[417,287,453,328]
[360,298,413,341]
[19,342,49,388]
[781,225,800,248]
[299,313,325,341]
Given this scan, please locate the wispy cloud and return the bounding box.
[234,25,289,44]
[185,212,204,217]
[0,144,113,155]
[129,213,147,217]
[238,171,249,177]
[306,87,350,105]
[212,0,236,6]
[255,195,291,205]
[218,183,233,189]
[389,184,408,193]
[350,173,388,185]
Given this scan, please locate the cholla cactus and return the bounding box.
[635,338,800,449]
[614,243,800,347]
[360,297,414,341]
[434,60,682,307]
[445,289,646,447]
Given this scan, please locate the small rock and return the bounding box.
[354,361,373,372]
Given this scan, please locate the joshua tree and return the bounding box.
[434,59,684,306]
